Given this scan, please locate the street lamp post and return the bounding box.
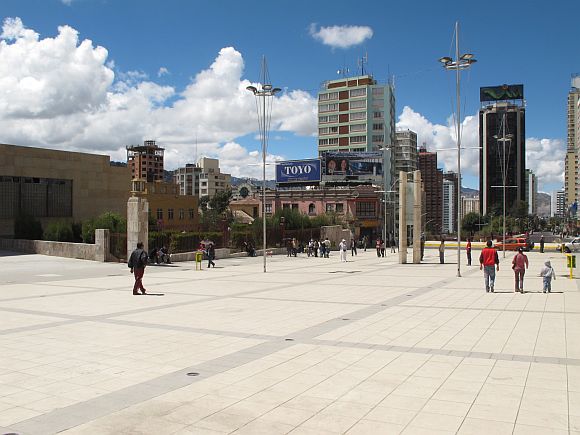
[439,21,477,278]
[246,57,281,273]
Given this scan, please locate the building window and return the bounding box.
[350,123,366,132]
[319,103,338,113]
[356,202,376,217]
[335,203,344,213]
[372,99,384,108]
[373,111,384,119]
[319,114,339,123]
[319,126,339,135]
[265,203,272,213]
[319,138,329,146]
[373,123,384,130]
[188,208,195,219]
[350,111,366,121]
[283,204,290,209]
[328,138,339,145]
[292,204,299,210]
[308,203,315,215]
[350,135,366,144]
[350,88,366,97]
[168,208,174,220]
[179,208,185,220]
[372,87,385,96]
[372,134,385,143]
[157,208,163,220]
[350,99,366,109]
[326,204,335,213]
[319,92,338,101]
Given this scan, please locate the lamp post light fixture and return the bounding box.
[246,56,281,273]
[439,21,477,278]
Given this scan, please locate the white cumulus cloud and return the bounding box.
[396,106,565,190]
[0,18,317,177]
[157,67,169,77]
[309,24,373,49]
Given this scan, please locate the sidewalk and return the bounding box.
[0,249,578,434]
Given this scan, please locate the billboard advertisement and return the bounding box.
[324,152,383,176]
[480,84,524,102]
[276,159,321,184]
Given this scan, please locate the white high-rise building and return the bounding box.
[442,179,455,233]
[174,157,231,198]
[565,75,580,208]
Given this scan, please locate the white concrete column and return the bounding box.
[399,171,407,264]
[94,228,110,262]
[413,171,422,264]
[127,196,149,255]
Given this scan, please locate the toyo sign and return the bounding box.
[276,159,321,184]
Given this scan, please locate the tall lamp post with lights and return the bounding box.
[246,57,281,273]
[439,21,477,278]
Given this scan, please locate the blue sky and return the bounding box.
[0,0,577,193]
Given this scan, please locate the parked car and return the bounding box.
[558,237,580,253]
[495,237,534,252]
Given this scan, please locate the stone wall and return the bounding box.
[0,229,111,262]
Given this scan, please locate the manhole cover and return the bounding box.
[186,372,200,377]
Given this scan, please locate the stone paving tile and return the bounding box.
[0,250,576,434]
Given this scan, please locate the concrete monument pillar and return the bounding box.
[127,180,149,255]
[95,228,110,262]
[399,171,407,264]
[412,170,422,264]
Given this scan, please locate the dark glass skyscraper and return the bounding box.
[479,85,526,216]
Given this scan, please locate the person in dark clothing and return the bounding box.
[128,242,148,295]
[466,238,472,266]
[420,233,425,261]
[350,238,358,256]
[540,235,545,253]
[207,243,216,268]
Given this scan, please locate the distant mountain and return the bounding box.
[461,187,479,198]
[537,192,551,217]
[231,176,276,189]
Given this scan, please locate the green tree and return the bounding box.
[44,221,74,242]
[208,189,232,215]
[82,212,127,243]
[462,212,482,236]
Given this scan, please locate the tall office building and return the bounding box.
[442,179,455,234]
[174,157,231,198]
[317,74,396,155]
[395,129,418,174]
[552,190,566,218]
[565,74,580,207]
[525,169,538,215]
[461,196,480,221]
[418,145,443,234]
[479,85,526,216]
[127,140,165,182]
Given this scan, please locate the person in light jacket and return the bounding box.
[339,239,348,262]
[539,260,556,293]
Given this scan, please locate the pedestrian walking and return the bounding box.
[207,242,216,268]
[380,239,386,257]
[376,238,381,257]
[466,238,472,266]
[479,240,499,292]
[390,235,397,253]
[363,235,368,252]
[319,239,325,258]
[128,242,148,295]
[420,233,425,261]
[324,237,331,258]
[539,260,556,293]
[540,235,545,253]
[314,240,319,257]
[350,238,357,256]
[439,239,445,264]
[339,239,348,262]
[512,248,529,293]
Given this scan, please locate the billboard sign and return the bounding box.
[324,151,383,176]
[480,84,524,102]
[276,159,321,184]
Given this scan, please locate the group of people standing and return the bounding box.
[478,240,555,294]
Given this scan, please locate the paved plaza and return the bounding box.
[0,248,579,435]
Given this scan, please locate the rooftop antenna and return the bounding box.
[336,66,350,77]
[358,52,368,75]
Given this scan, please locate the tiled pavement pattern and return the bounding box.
[0,249,579,434]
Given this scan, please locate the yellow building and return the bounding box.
[0,143,130,237]
[131,179,199,232]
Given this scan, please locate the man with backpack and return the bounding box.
[128,242,148,295]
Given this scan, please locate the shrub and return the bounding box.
[82,212,127,243]
[14,215,43,240]
[44,221,74,242]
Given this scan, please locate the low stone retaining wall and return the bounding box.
[0,229,111,262]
